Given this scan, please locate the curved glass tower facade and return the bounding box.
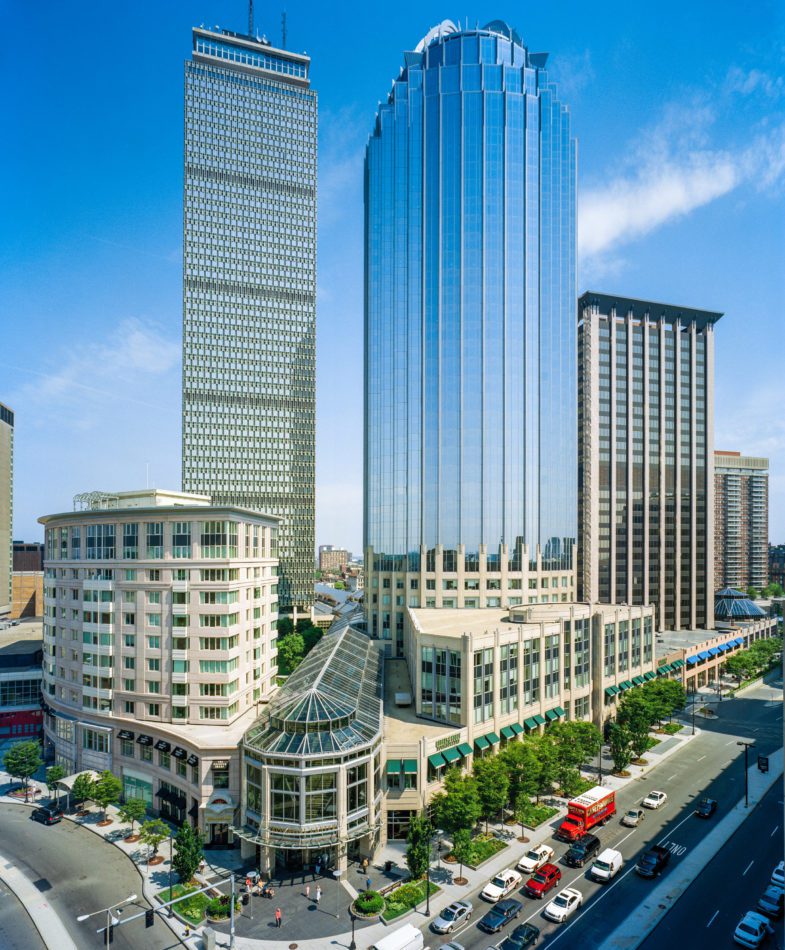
[364,21,577,643]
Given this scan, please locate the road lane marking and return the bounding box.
[743,860,755,876]
[771,826,780,838]
[707,910,719,927]
[697,755,706,762]
[667,774,677,781]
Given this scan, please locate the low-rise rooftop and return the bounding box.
[382,656,451,745]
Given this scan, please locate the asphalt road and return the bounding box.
[0,876,46,950]
[0,805,179,950]
[425,675,784,950]
[640,779,784,950]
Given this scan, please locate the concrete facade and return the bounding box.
[714,451,769,591]
[10,572,43,619]
[0,404,13,617]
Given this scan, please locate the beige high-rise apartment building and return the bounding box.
[714,451,769,591]
[0,403,13,617]
[39,489,279,845]
[578,293,720,630]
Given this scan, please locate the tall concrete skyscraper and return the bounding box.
[182,25,317,616]
[364,21,577,649]
[714,451,769,591]
[578,293,721,630]
[0,403,12,616]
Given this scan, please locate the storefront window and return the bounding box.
[346,763,367,814]
[305,772,336,821]
[271,773,299,821]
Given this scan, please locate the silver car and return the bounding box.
[621,807,645,827]
[432,900,473,934]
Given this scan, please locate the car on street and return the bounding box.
[524,863,561,898]
[482,869,522,902]
[431,900,473,934]
[733,910,775,947]
[31,803,64,825]
[757,886,785,919]
[635,845,671,878]
[543,887,583,923]
[642,790,668,809]
[695,797,718,818]
[438,943,465,950]
[478,899,523,933]
[621,807,645,827]
[516,844,554,874]
[492,922,541,949]
[771,862,785,888]
[564,833,601,868]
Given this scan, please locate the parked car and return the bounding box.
[31,804,64,825]
[431,901,473,935]
[733,911,775,947]
[757,886,785,919]
[524,863,562,899]
[438,943,465,950]
[564,833,601,868]
[590,848,623,882]
[771,862,785,888]
[493,922,541,950]
[543,887,583,923]
[635,845,671,878]
[478,899,523,933]
[621,808,645,827]
[482,869,522,902]
[642,790,668,809]
[695,798,718,818]
[517,844,554,874]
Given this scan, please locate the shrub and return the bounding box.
[355,890,384,914]
[205,895,239,919]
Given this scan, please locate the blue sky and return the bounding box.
[3,1,784,550]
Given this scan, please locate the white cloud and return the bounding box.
[726,66,785,101]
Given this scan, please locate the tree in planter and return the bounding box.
[117,798,147,837]
[3,740,42,801]
[430,769,482,836]
[405,813,432,881]
[512,788,535,839]
[643,679,686,724]
[608,723,633,774]
[500,739,540,810]
[92,770,123,821]
[451,827,473,882]
[724,651,758,685]
[140,818,170,860]
[71,772,96,812]
[172,822,205,885]
[625,710,652,762]
[472,755,509,833]
[530,735,557,802]
[45,765,66,803]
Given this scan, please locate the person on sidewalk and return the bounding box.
[275,907,282,928]
[315,885,321,905]
[314,860,321,878]
[305,884,310,900]
[366,876,372,892]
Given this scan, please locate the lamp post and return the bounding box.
[167,831,173,916]
[333,868,342,919]
[348,909,357,950]
[425,861,431,917]
[737,741,755,808]
[597,738,603,785]
[691,682,697,735]
[77,893,137,949]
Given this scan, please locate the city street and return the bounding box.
[0,876,46,950]
[421,676,783,949]
[0,804,178,949]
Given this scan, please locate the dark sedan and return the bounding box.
[31,804,64,825]
[497,922,541,949]
[695,798,718,818]
[479,898,524,933]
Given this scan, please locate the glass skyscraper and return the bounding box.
[364,21,576,645]
[182,26,317,614]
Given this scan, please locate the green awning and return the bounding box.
[386,760,401,775]
[511,723,524,735]
[632,675,645,685]
[533,714,546,726]
[403,760,418,774]
[553,706,566,717]
[474,735,490,751]
[605,685,620,697]
[545,709,559,722]
[656,666,670,675]
[644,671,656,681]
[524,717,539,729]
[672,659,685,668]
[501,726,516,740]
[619,680,633,690]
[428,753,446,769]
[485,732,501,745]
[457,742,473,757]
[442,746,461,764]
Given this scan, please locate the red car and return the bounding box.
[524,863,562,899]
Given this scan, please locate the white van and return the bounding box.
[368,922,425,950]
[591,848,623,882]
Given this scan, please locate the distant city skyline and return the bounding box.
[3,2,784,549]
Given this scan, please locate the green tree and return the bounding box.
[140,818,170,858]
[301,624,324,654]
[451,827,473,880]
[276,632,305,674]
[405,813,432,881]
[472,756,509,832]
[275,616,294,638]
[46,765,66,803]
[92,770,123,820]
[608,723,633,774]
[71,772,96,810]
[172,822,205,884]
[430,769,482,835]
[724,650,758,684]
[334,580,346,590]
[529,735,557,801]
[3,740,42,800]
[643,679,686,723]
[500,738,540,806]
[763,583,784,598]
[295,618,316,635]
[117,798,147,835]
[512,787,535,838]
[747,586,760,600]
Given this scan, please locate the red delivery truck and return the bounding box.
[555,786,615,841]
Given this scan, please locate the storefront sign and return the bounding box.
[172,747,187,759]
[155,740,172,753]
[136,734,153,746]
[117,730,135,741]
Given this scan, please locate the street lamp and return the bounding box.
[691,682,697,735]
[167,831,173,917]
[77,894,137,949]
[348,909,357,950]
[333,868,342,919]
[425,861,431,917]
[737,741,755,808]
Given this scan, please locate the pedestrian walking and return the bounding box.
[275,907,282,928]
[366,876,372,892]
[315,885,322,905]
[315,860,321,878]
[305,884,310,900]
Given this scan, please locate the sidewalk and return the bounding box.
[0,847,78,950]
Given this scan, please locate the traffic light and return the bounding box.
[145,909,155,928]
[758,754,769,774]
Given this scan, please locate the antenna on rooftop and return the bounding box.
[249,0,254,36]
[281,10,287,48]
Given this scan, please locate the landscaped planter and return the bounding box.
[352,890,384,919]
[381,880,440,924]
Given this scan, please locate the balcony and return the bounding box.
[171,649,188,663]
[172,603,189,616]
[171,693,189,706]
[172,671,189,685]
[83,579,114,592]
[172,580,189,593]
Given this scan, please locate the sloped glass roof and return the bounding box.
[244,617,382,758]
[714,587,766,620]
